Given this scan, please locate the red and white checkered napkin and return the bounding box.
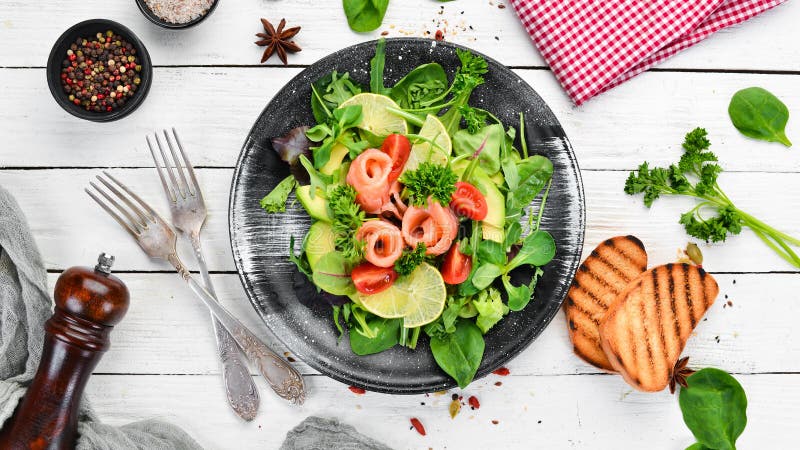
[509,0,787,105]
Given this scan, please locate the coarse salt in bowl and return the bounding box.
[135,0,220,29]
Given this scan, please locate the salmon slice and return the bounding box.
[357,220,404,268]
[401,200,458,256]
[346,148,393,214]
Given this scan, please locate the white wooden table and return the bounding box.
[2,1,799,448]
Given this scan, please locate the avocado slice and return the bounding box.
[304,221,336,270]
[467,167,505,243]
[320,143,349,176]
[296,185,331,222]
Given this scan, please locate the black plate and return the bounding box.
[229,38,585,394]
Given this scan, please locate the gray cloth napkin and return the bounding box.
[0,185,201,450]
[280,417,392,450]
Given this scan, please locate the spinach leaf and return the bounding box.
[477,240,506,266]
[506,155,553,217]
[679,368,747,450]
[728,87,792,147]
[343,0,390,33]
[685,444,710,450]
[260,175,296,213]
[390,63,448,109]
[349,317,401,355]
[471,263,503,290]
[506,230,556,271]
[472,288,508,334]
[452,124,504,175]
[429,319,485,388]
[369,37,391,95]
[311,251,355,296]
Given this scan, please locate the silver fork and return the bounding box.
[86,172,306,406]
[147,128,259,420]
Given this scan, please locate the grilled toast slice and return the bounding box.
[599,263,719,392]
[564,236,648,371]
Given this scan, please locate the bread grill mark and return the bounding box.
[567,296,601,327]
[639,275,655,378]
[652,268,668,373]
[682,264,697,328]
[667,264,681,349]
[571,277,608,310]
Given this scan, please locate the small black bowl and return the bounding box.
[46,19,153,122]
[135,0,219,29]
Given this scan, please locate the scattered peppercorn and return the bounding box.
[348,386,366,395]
[491,420,499,425]
[494,381,502,386]
[59,30,141,113]
[451,393,459,401]
[468,396,480,410]
[410,418,426,436]
[435,30,444,41]
[492,367,510,376]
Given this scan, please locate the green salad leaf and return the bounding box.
[453,124,504,175]
[343,0,390,32]
[506,230,556,271]
[390,63,448,109]
[472,288,508,334]
[471,263,503,290]
[679,368,748,450]
[429,319,485,388]
[506,156,553,217]
[349,317,401,355]
[312,252,355,296]
[728,87,791,147]
[369,37,391,95]
[259,175,296,213]
[311,71,363,123]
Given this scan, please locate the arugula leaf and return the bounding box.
[728,87,792,147]
[625,128,800,267]
[349,304,378,339]
[311,252,355,296]
[452,124,504,175]
[332,305,345,340]
[471,263,503,290]
[288,235,313,280]
[399,162,458,206]
[327,184,366,263]
[298,155,331,198]
[679,368,747,450]
[506,155,553,217]
[504,221,522,250]
[349,317,401,355]
[429,319,485,388]
[506,230,556,271]
[343,0,390,33]
[395,242,427,276]
[390,63,448,109]
[472,288,508,334]
[311,71,363,123]
[369,37,391,95]
[260,175,297,213]
[306,105,364,169]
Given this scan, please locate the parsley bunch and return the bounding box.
[394,243,427,276]
[626,128,800,267]
[400,162,458,207]
[327,184,365,263]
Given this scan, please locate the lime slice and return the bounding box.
[357,263,447,327]
[404,114,451,172]
[338,93,409,136]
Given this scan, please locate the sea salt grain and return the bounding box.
[144,0,214,24]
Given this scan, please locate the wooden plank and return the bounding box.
[0,0,796,70]
[79,272,800,377]
[1,67,798,171]
[3,168,799,273]
[84,373,800,449]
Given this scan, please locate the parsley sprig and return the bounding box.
[626,128,800,267]
[400,162,458,207]
[394,243,427,276]
[327,184,365,263]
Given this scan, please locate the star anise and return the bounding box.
[255,18,301,65]
[669,356,696,394]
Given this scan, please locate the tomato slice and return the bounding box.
[450,181,488,221]
[441,243,472,285]
[351,262,398,295]
[380,134,411,183]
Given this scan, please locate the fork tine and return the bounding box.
[85,186,140,237]
[154,132,185,199]
[95,174,150,226]
[163,129,191,197]
[101,171,164,222]
[147,135,176,202]
[170,128,201,198]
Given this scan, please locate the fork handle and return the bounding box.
[188,233,260,420]
[167,254,306,405]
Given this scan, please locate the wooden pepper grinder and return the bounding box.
[0,253,129,450]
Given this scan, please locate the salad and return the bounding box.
[261,39,556,388]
